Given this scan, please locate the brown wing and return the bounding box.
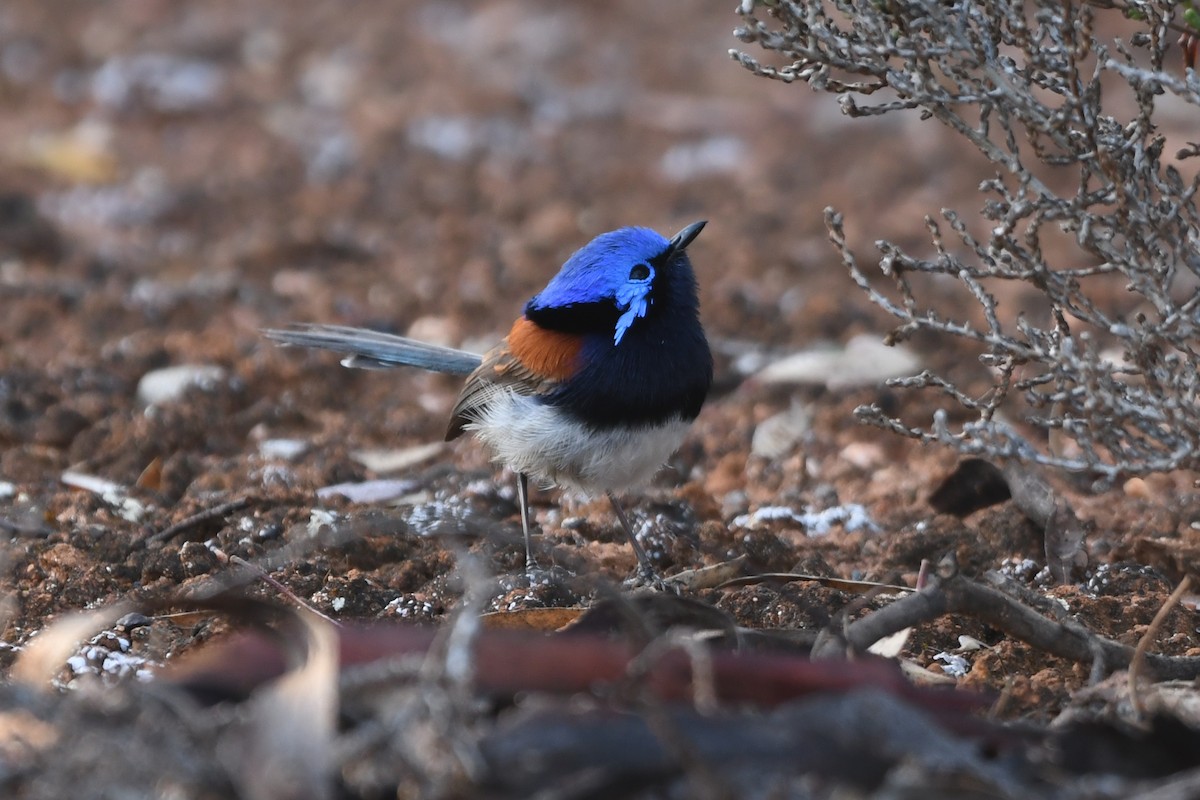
[444,319,584,440]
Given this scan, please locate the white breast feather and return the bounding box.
[463,389,692,493]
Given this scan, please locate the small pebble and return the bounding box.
[137,364,226,406]
[840,441,885,470]
[258,438,310,460]
[114,612,152,632]
[1122,477,1151,500]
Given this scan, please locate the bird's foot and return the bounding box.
[520,559,573,590]
[622,564,679,594]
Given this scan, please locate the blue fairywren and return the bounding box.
[265,222,712,580]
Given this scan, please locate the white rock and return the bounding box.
[659,136,746,182]
[751,403,812,458]
[351,442,444,473]
[732,503,879,536]
[839,441,886,470]
[755,334,921,390]
[258,438,310,461]
[316,479,419,504]
[137,364,226,405]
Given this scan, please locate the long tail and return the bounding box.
[263,324,483,375]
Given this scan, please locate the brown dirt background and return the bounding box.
[2,0,1200,772]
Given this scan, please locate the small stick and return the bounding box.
[988,676,1015,720]
[824,556,1200,680]
[224,552,342,628]
[1128,574,1192,718]
[915,558,931,590]
[141,497,256,547]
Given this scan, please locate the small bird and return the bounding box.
[265,222,713,581]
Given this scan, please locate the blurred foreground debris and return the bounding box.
[5,586,1200,797]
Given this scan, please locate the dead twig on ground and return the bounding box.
[819,556,1200,680]
[1129,574,1193,717]
[223,552,342,628]
[139,496,256,547]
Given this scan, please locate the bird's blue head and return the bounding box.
[524,221,706,345]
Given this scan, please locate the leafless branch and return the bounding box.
[818,554,1200,679]
[733,0,1200,481]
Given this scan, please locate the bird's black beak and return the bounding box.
[666,220,707,259]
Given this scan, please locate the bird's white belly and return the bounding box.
[465,391,692,493]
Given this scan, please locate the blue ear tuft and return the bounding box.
[613,296,646,344]
[612,262,655,344]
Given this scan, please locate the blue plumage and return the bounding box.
[527,226,668,312]
[521,223,711,430]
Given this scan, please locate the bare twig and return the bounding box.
[140,496,256,547]
[734,0,1200,480]
[224,552,343,628]
[1128,574,1193,717]
[824,556,1200,680]
[1001,459,1089,583]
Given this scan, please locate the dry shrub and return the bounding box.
[732,0,1200,485]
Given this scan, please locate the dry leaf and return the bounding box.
[665,556,748,591]
[480,608,585,632]
[867,627,912,659]
[751,403,811,459]
[351,442,445,473]
[60,471,124,496]
[135,457,163,492]
[18,123,119,183]
[898,659,959,686]
[928,458,1011,517]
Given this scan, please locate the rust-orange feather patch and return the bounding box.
[506,317,582,381]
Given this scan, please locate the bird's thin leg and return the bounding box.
[517,472,538,574]
[606,491,657,580]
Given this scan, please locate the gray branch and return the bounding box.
[734,0,1200,478]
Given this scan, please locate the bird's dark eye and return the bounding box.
[629,263,651,281]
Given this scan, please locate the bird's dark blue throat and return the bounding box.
[524,251,713,430]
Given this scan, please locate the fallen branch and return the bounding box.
[821,556,1200,680]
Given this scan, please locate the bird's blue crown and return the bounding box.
[525,226,696,345]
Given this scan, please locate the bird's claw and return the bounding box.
[622,565,679,593]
